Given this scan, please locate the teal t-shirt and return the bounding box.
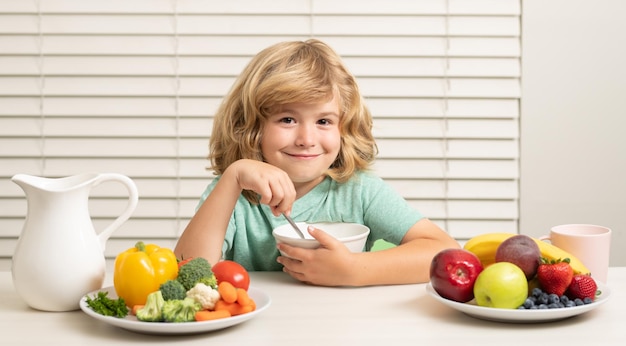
[197,171,423,271]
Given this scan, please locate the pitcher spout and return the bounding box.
[11,173,102,193]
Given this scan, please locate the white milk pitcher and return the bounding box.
[11,173,138,311]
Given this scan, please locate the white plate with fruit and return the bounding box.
[426,281,610,323]
[428,234,611,323]
[80,285,271,334]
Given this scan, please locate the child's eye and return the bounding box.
[317,119,331,126]
[280,117,295,124]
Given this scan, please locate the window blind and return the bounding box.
[0,0,521,270]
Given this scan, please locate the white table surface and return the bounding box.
[1,268,623,345]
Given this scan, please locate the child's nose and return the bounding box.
[295,124,316,147]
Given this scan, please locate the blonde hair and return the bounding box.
[209,39,378,202]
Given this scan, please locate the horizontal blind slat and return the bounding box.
[0,56,520,78]
[0,35,521,57]
[1,0,521,15]
[0,97,221,117]
[1,15,520,36]
[0,117,212,137]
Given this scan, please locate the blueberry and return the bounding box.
[574,298,584,306]
[531,287,543,297]
[538,294,549,305]
[548,294,560,304]
[538,304,549,309]
[560,295,569,304]
[583,297,593,304]
[548,303,559,309]
[523,298,535,309]
[565,300,576,308]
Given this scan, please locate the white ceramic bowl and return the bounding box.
[272,222,370,256]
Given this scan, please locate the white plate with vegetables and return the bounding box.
[80,286,271,335]
[426,281,610,323]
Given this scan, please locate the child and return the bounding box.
[174,39,460,286]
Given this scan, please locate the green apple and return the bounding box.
[473,262,528,309]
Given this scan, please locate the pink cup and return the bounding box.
[540,224,612,283]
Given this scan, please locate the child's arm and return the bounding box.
[174,159,296,265]
[276,218,460,286]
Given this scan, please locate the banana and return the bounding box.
[462,232,511,267]
[463,232,591,275]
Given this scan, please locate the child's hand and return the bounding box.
[276,226,357,286]
[230,159,296,216]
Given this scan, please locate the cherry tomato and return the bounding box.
[212,260,250,290]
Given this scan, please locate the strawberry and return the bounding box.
[536,258,574,296]
[566,275,598,301]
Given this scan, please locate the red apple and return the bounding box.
[429,248,484,303]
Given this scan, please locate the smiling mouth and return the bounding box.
[287,153,321,159]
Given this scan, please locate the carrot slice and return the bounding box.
[218,281,238,304]
[215,299,254,316]
[195,309,231,321]
[131,304,144,316]
[236,288,254,307]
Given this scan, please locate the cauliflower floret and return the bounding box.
[186,282,220,310]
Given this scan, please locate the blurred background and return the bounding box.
[0,0,624,270]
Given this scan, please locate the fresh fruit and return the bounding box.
[495,234,541,280]
[566,275,597,301]
[537,258,574,296]
[517,287,594,309]
[429,248,484,303]
[473,262,528,309]
[463,233,590,275]
[212,260,251,291]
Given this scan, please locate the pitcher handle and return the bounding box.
[93,173,139,250]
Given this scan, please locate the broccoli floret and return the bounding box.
[136,290,165,322]
[197,274,218,289]
[176,257,217,290]
[159,279,187,301]
[161,297,201,323]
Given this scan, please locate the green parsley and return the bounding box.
[85,291,129,318]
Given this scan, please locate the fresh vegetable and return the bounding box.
[217,281,238,304]
[136,290,165,322]
[162,297,202,323]
[131,304,144,316]
[213,286,256,317]
[186,282,221,310]
[537,258,574,296]
[159,279,187,301]
[236,288,253,307]
[195,309,231,321]
[177,257,217,290]
[113,241,179,307]
[85,291,129,318]
[212,260,250,290]
[177,256,194,269]
[215,299,255,316]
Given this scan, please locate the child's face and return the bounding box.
[262,95,341,188]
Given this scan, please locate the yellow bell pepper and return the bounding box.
[113,241,178,307]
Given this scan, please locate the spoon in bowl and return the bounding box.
[282,213,306,239]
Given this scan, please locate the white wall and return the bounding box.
[520,0,626,266]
